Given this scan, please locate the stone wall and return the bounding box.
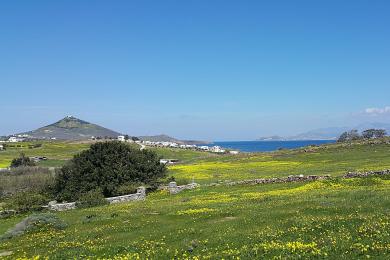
[48,201,76,211]
[344,169,390,178]
[106,187,146,204]
[167,182,199,194]
[48,186,146,211]
[207,174,331,187]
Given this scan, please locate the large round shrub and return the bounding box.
[54,141,166,201]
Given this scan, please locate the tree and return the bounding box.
[54,141,166,201]
[362,129,387,139]
[10,153,36,168]
[132,136,140,141]
[124,134,130,141]
[337,132,349,142]
[362,129,376,139]
[337,130,361,142]
[374,129,387,139]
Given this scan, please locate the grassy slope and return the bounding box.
[0,141,213,168]
[0,141,91,168]
[1,177,390,258]
[169,142,390,184]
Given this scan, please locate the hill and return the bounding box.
[138,134,209,145]
[138,134,184,143]
[259,123,390,141]
[19,116,121,140]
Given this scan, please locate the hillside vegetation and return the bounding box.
[1,176,390,258]
[169,140,390,184]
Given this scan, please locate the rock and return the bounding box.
[0,251,13,257]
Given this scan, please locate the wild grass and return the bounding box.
[0,141,90,168]
[168,142,390,184]
[1,176,390,258]
[0,167,55,198]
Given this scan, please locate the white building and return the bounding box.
[8,137,24,143]
[229,150,239,155]
[210,146,226,153]
[199,146,210,151]
[0,144,3,150]
[117,135,125,142]
[160,159,179,165]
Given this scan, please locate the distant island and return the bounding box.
[258,123,390,141]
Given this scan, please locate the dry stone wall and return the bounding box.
[48,186,146,211]
[167,182,199,194]
[206,175,331,187]
[344,169,390,178]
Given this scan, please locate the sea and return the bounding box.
[209,140,335,153]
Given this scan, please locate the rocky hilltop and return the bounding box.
[19,116,121,140]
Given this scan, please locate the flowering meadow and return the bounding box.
[2,140,390,258]
[169,142,390,184]
[1,176,390,259]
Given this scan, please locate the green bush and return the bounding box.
[115,182,143,196]
[54,141,166,201]
[10,153,36,168]
[76,189,108,208]
[8,191,50,213]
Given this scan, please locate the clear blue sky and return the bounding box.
[1,1,390,140]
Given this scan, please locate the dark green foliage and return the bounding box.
[76,189,108,208]
[337,130,361,142]
[115,182,143,196]
[0,213,67,240]
[10,153,36,168]
[8,191,50,213]
[362,129,387,139]
[54,141,166,201]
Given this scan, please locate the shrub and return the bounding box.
[54,141,166,201]
[0,213,67,240]
[10,153,36,168]
[76,189,108,208]
[8,191,50,213]
[115,182,143,196]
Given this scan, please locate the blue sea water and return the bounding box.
[210,140,335,152]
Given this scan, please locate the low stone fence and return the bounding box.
[206,175,331,187]
[48,201,76,211]
[48,187,146,211]
[344,169,390,178]
[166,182,199,194]
[106,187,146,204]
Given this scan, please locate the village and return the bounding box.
[116,135,239,155]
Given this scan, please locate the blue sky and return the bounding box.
[1,1,390,140]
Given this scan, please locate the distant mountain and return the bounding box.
[257,136,287,141]
[288,127,350,140]
[138,134,210,145]
[138,134,183,143]
[19,116,121,140]
[257,122,390,141]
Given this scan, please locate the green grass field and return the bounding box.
[0,141,215,168]
[169,142,390,184]
[1,140,390,258]
[0,141,91,168]
[1,176,390,258]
